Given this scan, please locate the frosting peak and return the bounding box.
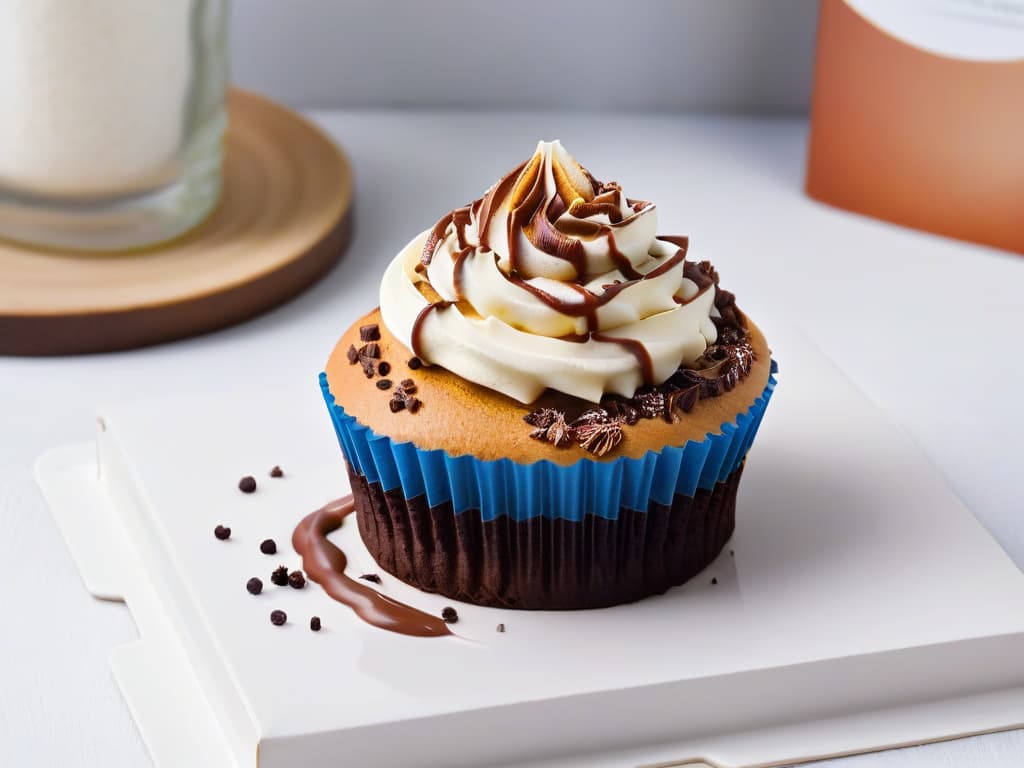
[380,141,721,404]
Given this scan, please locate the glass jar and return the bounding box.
[0,0,229,252]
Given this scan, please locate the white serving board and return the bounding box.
[35,326,1024,768]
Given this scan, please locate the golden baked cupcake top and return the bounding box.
[328,141,769,463]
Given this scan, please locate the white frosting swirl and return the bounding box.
[379,140,719,404]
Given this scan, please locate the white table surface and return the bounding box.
[1,110,1022,768]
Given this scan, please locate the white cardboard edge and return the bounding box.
[35,442,239,768]
[36,441,1024,768]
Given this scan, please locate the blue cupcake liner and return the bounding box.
[320,361,777,523]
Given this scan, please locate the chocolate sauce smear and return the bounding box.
[292,496,452,637]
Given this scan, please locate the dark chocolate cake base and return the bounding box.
[348,463,742,610]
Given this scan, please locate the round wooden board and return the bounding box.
[0,89,353,356]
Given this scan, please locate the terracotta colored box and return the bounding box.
[806,0,1024,255]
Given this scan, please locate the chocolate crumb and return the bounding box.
[310,616,322,632]
[376,379,392,390]
[377,361,391,376]
[729,549,734,557]
[346,345,359,364]
[269,465,284,478]
[271,566,289,587]
[399,378,416,392]
[441,606,459,624]
[359,324,380,342]
[359,356,376,378]
[214,524,231,540]
[711,577,718,585]
[405,397,421,414]
[359,573,382,584]
[270,609,287,626]
[408,356,422,370]
[288,570,306,589]
[389,395,406,413]
[260,538,277,555]
[238,476,257,494]
[246,577,263,595]
[359,342,381,359]
[496,623,506,633]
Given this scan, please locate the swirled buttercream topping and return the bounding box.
[379,140,720,403]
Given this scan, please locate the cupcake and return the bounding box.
[321,140,775,610]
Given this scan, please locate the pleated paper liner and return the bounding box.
[321,362,777,609]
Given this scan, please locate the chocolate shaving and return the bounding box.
[529,410,573,448]
[359,324,380,342]
[572,417,624,457]
[359,342,380,360]
[346,345,359,365]
[524,408,560,428]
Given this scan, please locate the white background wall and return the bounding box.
[230,0,820,111]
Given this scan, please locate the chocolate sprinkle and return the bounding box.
[288,570,306,589]
[376,379,392,390]
[359,573,382,584]
[214,524,231,540]
[310,616,322,632]
[260,538,277,555]
[238,476,257,494]
[408,357,422,370]
[270,610,287,626]
[346,345,359,364]
[271,565,289,587]
[270,465,284,478]
[246,577,263,595]
[359,324,380,342]
[441,606,459,624]
[377,361,391,376]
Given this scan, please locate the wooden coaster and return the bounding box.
[0,89,353,356]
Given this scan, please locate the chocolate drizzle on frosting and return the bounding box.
[292,496,452,637]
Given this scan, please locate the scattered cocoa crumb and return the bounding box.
[376,379,392,390]
[214,525,231,540]
[528,409,572,448]
[310,616,322,632]
[359,342,380,359]
[441,606,459,624]
[271,566,289,586]
[269,465,284,478]
[711,577,718,585]
[359,357,376,378]
[405,397,421,414]
[359,324,380,342]
[407,357,422,370]
[288,570,306,589]
[260,539,277,555]
[246,577,263,595]
[399,378,416,393]
[359,573,381,584]
[346,345,359,364]
[496,623,506,633]
[377,361,391,376]
[270,610,287,626]
[238,476,257,494]
[389,395,405,413]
